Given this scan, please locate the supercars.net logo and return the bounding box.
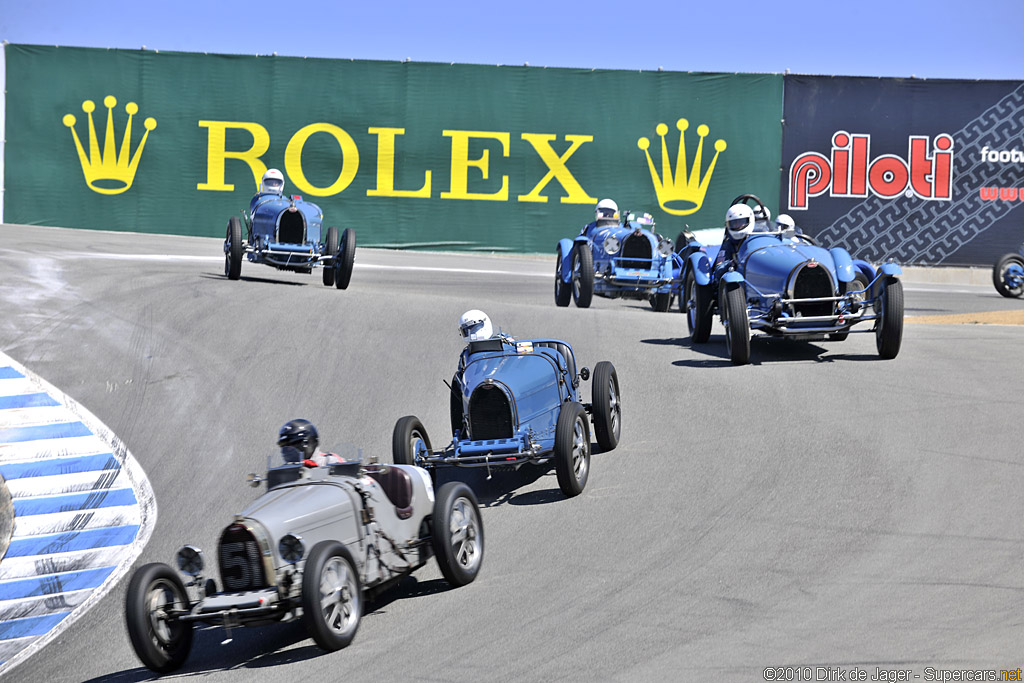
[637,119,727,216]
[63,95,157,195]
[788,131,954,210]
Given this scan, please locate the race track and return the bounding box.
[1,224,1023,682]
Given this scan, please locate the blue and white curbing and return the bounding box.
[0,351,156,676]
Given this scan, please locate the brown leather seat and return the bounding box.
[367,466,414,519]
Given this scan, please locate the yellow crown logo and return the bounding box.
[638,119,726,216]
[62,96,157,195]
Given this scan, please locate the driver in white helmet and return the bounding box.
[581,198,620,240]
[775,213,798,240]
[250,168,286,213]
[752,204,772,233]
[715,203,755,268]
[458,309,493,342]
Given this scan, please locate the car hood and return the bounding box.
[739,236,837,294]
[240,479,357,540]
[462,350,563,419]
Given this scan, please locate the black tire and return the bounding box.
[554,249,571,307]
[224,216,243,280]
[301,541,361,651]
[125,563,194,674]
[322,226,339,287]
[571,243,594,308]
[652,292,671,312]
[993,253,1024,298]
[334,228,356,290]
[722,282,750,365]
[591,361,621,451]
[875,276,904,359]
[449,375,464,437]
[831,273,870,342]
[554,402,591,497]
[432,482,484,587]
[392,415,431,466]
[684,270,714,343]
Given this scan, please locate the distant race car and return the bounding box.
[392,335,620,497]
[124,457,482,673]
[555,210,682,311]
[680,194,904,365]
[992,248,1024,298]
[223,187,355,288]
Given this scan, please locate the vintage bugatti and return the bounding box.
[124,458,483,673]
[392,336,621,497]
[223,177,355,288]
[992,249,1024,298]
[555,208,682,311]
[681,194,905,365]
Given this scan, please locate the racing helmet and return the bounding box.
[278,418,318,462]
[595,198,619,225]
[775,213,796,235]
[725,204,755,241]
[459,309,493,342]
[752,204,772,222]
[262,168,285,195]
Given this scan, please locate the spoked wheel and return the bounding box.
[993,253,1024,298]
[302,541,362,651]
[722,282,750,365]
[334,228,356,290]
[322,226,339,287]
[875,276,904,359]
[685,270,713,343]
[125,563,194,673]
[591,361,621,451]
[392,415,431,466]
[224,216,243,280]
[571,244,594,308]
[554,402,591,497]
[554,249,571,307]
[432,482,484,587]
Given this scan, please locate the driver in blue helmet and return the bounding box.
[278,419,343,467]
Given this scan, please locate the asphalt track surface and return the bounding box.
[1,224,1023,682]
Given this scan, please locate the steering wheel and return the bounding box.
[793,232,820,246]
[729,194,769,221]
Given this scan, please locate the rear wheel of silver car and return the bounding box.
[432,482,484,587]
[993,253,1024,298]
[334,227,356,290]
[392,415,431,466]
[555,402,590,497]
[224,216,243,280]
[322,226,339,287]
[554,249,572,307]
[125,562,194,674]
[875,276,904,359]
[591,361,620,452]
[685,270,713,343]
[302,541,361,651]
[722,283,751,365]
[572,244,594,308]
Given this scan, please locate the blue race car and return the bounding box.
[681,194,904,365]
[223,170,355,288]
[555,206,681,311]
[992,248,1024,298]
[392,336,620,497]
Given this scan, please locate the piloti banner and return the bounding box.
[3,44,783,252]
[782,75,1024,267]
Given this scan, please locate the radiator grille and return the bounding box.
[619,234,652,270]
[219,523,268,592]
[792,265,834,317]
[277,212,306,244]
[468,385,513,440]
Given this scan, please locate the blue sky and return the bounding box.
[2,0,1023,218]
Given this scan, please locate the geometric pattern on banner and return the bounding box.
[816,82,1024,265]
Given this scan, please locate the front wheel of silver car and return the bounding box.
[432,482,484,587]
[555,402,591,497]
[302,541,362,651]
[125,563,194,673]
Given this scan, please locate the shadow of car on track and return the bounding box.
[643,336,880,366]
[84,578,455,681]
[199,272,308,286]
[432,443,608,508]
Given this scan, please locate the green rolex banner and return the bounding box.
[3,44,783,252]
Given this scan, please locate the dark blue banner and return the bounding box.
[781,76,1024,266]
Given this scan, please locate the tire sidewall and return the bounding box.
[554,402,590,496]
[125,563,194,673]
[592,361,620,451]
[301,541,362,651]
[431,481,484,587]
